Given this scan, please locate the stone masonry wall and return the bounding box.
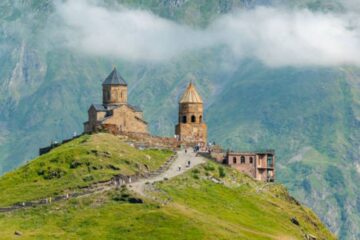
[102,105,148,134]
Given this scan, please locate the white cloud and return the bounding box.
[54,0,360,67]
[343,0,360,13]
[212,8,360,67]
[54,0,213,61]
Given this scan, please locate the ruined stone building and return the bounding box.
[225,151,275,182]
[84,68,148,134]
[175,82,207,144]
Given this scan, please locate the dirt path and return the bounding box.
[129,148,206,196]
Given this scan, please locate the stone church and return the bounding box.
[175,82,207,144]
[80,69,275,182]
[84,68,148,134]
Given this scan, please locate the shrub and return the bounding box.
[107,164,120,170]
[218,166,226,178]
[42,167,66,180]
[111,188,142,203]
[83,175,94,182]
[192,169,200,174]
[37,169,45,176]
[193,174,199,179]
[69,161,82,169]
[204,163,215,171]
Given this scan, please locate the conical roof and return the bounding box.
[102,67,127,86]
[179,82,203,104]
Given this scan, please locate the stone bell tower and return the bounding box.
[175,82,207,144]
[102,67,128,105]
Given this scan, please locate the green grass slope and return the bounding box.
[0,0,357,238]
[0,152,335,239]
[0,133,173,206]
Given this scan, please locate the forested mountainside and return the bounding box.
[0,0,359,239]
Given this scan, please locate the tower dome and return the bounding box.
[179,82,203,104]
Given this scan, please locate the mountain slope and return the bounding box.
[0,134,335,240]
[0,0,359,239]
[0,133,173,206]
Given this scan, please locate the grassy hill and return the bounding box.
[0,0,358,239]
[0,134,335,239]
[0,133,173,206]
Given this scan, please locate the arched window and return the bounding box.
[249,157,253,164]
[182,116,187,123]
[241,156,245,164]
[199,115,202,123]
[191,115,196,123]
[233,157,237,164]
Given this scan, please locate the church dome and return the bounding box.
[179,82,203,104]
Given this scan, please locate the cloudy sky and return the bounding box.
[54,0,360,67]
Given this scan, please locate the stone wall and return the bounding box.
[224,152,275,182]
[102,85,127,104]
[179,103,204,124]
[175,122,207,143]
[227,153,257,178]
[84,106,107,133]
[255,154,275,182]
[176,101,207,143]
[102,105,148,134]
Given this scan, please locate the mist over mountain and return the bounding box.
[0,0,360,239]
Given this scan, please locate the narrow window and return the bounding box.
[182,116,187,123]
[191,115,196,123]
[249,157,253,164]
[267,155,273,168]
[233,157,237,164]
[241,156,245,164]
[199,115,202,123]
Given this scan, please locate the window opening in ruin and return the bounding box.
[241,156,245,164]
[233,157,236,164]
[250,157,253,164]
[182,116,187,123]
[267,155,273,168]
[199,115,202,123]
[191,115,196,123]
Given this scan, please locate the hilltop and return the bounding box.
[0,133,335,239]
[0,1,359,238]
[0,133,173,206]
